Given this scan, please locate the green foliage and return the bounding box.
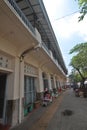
[69,69,82,83]
[69,42,87,69]
[69,42,87,81]
[77,0,87,21]
[69,42,87,54]
[78,0,87,5]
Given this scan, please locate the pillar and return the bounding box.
[53,76,57,89]
[19,59,24,123]
[36,68,44,100]
[47,74,52,90]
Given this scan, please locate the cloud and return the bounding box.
[43,0,87,74]
[77,16,87,41]
[52,13,87,41]
[43,0,64,19]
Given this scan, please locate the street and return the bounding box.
[10,89,87,130]
[46,89,87,130]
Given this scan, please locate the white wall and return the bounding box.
[38,68,44,92]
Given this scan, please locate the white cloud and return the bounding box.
[52,13,87,41]
[43,0,87,41]
[43,0,64,20]
[43,0,87,74]
[77,17,87,41]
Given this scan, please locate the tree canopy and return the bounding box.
[69,42,87,83]
[77,0,87,21]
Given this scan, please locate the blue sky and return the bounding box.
[43,0,87,74]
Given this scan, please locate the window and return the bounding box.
[24,76,36,106]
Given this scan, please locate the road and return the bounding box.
[46,88,87,130]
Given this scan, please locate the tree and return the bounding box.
[69,69,82,83]
[69,42,87,84]
[77,0,87,21]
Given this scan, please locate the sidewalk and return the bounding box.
[10,92,65,130]
[46,89,87,130]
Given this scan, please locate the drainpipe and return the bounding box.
[18,45,40,123]
[19,58,23,123]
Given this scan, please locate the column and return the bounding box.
[36,68,44,100]
[53,76,57,89]
[47,74,52,90]
[19,58,24,123]
[38,68,44,92]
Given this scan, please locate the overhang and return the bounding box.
[15,0,67,74]
[0,0,39,56]
[25,46,66,78]
[0,0,67,74]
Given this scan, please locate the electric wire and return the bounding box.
[55,10,80,20]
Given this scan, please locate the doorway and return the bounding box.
[0,73,7,124]
[24,76,36,116]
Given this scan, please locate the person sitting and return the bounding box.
[43,88,52,106]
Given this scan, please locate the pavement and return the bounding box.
[10,88,87,130]
[10,92,64,130]
[46,88,87,130]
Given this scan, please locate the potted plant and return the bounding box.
[34,100,41,109]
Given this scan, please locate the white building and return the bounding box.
[0,0,67,127]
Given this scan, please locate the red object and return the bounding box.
[0,124,10,130]
[58,87,61,92]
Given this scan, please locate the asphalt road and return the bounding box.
[46,88,87,130]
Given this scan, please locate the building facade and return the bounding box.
[0,0,67,127]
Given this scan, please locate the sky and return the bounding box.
[42,0,87,74]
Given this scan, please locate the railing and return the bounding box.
[7,0,35,34]
[5,0,66,75]
[42,42,50,55]
[42,42,65,75]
